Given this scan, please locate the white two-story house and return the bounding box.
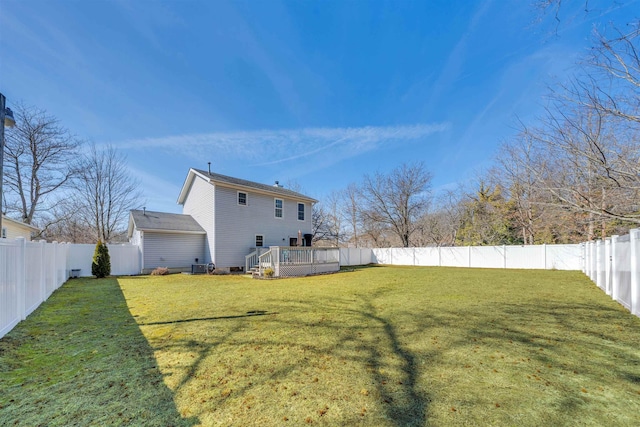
[179,168,316,271]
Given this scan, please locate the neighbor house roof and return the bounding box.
[177,168,318,205]
[1,216,40,232]
[128,210,206,238]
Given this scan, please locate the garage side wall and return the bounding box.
[143,232,205,273]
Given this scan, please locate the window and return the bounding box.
[255,235,263,247]
[1,227,5,239]
[238,191,247,206]
[274,198,283,218]
[298,203,305,221]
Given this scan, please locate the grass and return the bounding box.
[1,266,639,426]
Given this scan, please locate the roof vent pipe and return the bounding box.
[274,181,282,188]
[208,162,211,175]
[143,207,146,215]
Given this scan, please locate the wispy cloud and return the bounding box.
[119,123,451,167]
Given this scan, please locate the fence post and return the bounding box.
[39,240,46,303]
[584,242,590,277]
[543,244,547,269]
[52,241,58,290]
[503,245,507,269]
[611,235,619,302]
[630,229,639,317]
[605,238,612,296]
[438,246,441,267]
[16,237,26,321]
[595,240,602,288]
[468,245,472,268]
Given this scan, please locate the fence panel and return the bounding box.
[470,246,505,269]
[0,240,20,338]
[24,241,44,316]
[506,245,545,269]
[109,244,141,275]
[414,247,439,266]
[44,242,55,298]
[596,241,606,290]
[372,248,393,265]
[392,248,416,265]
[545,244,583,271]
[440,247,468,267]
[613,235,631,310]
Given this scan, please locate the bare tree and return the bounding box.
[582,23,640,124]
[359,162,432,247]
[72,144,142,242]
[2,104,82,227]
[416,188,466,247]
[342,183,361,247]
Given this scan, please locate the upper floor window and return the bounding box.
[238,191,247,206]
[275,198,283,218]
[1,227,6,239]
[298,203,305,221]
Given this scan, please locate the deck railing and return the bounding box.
[253,247,340,278]
[258,249,275,276]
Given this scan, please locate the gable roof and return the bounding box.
[177,168,318,205]
[128,210,206,238]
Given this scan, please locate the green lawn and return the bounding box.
[1,266,639,426]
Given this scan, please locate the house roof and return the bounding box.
[177,168,318,205]
[128,210,206,238]
[1,215,40,232]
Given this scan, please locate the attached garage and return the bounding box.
[128,209,206,274]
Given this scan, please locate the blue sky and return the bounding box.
[1,0,637,214]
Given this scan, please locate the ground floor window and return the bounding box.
[256,235,263,247]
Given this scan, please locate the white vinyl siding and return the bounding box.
[213,186,313,269]
[182,175,215,263]
[143,232,205,271]
[1,220,38,241]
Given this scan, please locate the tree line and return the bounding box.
[2,104,141,243]
[313,21,640,247]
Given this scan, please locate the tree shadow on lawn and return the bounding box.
[433,299,640,423]
[141,289,430,426]
[0,277,199,427]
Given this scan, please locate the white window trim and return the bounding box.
[274,198,283,219]
[238,191,248,206]
[297,203,305,221]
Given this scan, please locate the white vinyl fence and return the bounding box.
[3,234,638,340]
[340,244,582,270]
[0,239,141,339]
[583,229,639,317]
